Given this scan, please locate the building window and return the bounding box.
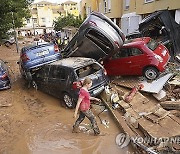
[124,0,130,10]
[104,0,107,13]
[33,18,37,23]
[26,19,30,23]
[41,18,46,23]
[86,7,91,16]
[144,0,154,3]
[104,0,111,13]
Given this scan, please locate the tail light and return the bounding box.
[86,21,97,26]
[0,73,8,80]
[114,41,120,48]
[21,53,30,62]
[72,81,83,89]
[54,45,59,52]
[104,69,107,76]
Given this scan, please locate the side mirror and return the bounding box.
[4,61,8,64]
[17,61,19,64]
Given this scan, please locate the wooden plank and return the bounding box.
[160,100,180,110]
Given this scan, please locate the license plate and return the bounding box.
[36,50,49,56]
[93,86,104,95]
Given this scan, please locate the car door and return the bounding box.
[35,65,50,93]
[48,66,68,98]
[127,47,145,75]
[104,48,132,76]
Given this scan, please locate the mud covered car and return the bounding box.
[0,60,11,90]
[62,11,125,61]
[33,57,109,108]
[18,42,61,80]
[103,37,170,80]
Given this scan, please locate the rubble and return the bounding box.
[100,84,180,153]
[160,100,180,110]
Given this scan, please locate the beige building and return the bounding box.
[80,0,180,36]
[121,0,180,35]
[80,0,123,26]
[19,0,79,36]
[61,1,79,17]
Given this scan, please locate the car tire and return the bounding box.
[4,42,11,47]
[25,71,32,81]
[63,93,76,109]
[143,67,159,80]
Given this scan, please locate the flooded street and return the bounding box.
[0,43,134,154]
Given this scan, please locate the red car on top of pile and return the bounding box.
[103,37,170,80]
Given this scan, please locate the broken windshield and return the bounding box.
[76,63,101,78]
[146,39,159,51]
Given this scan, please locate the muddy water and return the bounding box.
[0,43,135,154]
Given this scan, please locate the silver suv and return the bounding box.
[63,12,125,61]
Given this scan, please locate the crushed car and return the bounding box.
[103,37,170,80]
[0,60,11,90]
[62,11,125,61]
[18,42,61,81]
[138,10,180,60]
[32,57,109,108]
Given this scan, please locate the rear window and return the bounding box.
[76,63,101,78]
[85,30,113,54]
[146,39,159,51]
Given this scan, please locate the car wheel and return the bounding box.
[143,67,159,80]
[63,93,75,108]
[4,42,11,47]
[25,71,32,81]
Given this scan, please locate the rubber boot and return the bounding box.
[72,125,80,133]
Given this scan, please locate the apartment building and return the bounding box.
[19,1,79,36]
[80,0,123,26]
[122,0,180,35]
[61,1,79,17]
[80,0,180,36]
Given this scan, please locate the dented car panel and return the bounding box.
[63,12,125,61]
[33,57,108,108]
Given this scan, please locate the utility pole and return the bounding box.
[11,11,19,53]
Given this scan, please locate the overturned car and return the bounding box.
[62,11,125,61]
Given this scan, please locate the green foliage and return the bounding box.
[53,14,84,31]
[0,0,32,40]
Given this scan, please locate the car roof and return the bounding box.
[123,37,150,47]
[50,57,96,69]
[22,42,52,51]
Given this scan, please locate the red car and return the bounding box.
[103,37,170,80]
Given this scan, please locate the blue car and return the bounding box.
[18,42,61,80]
[0,60,11,90]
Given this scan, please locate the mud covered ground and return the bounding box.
[0,41,134,154]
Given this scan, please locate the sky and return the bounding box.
[33,0,81,3]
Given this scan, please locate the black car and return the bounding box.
[0,60,11,90]
[33,57,108,108]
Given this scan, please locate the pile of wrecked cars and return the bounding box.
[17,11,180,154]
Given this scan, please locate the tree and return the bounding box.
[53,14,84,31]
[0,0,32,40]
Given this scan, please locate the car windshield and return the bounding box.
[146,39,159,51]
[76,63,101,78]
